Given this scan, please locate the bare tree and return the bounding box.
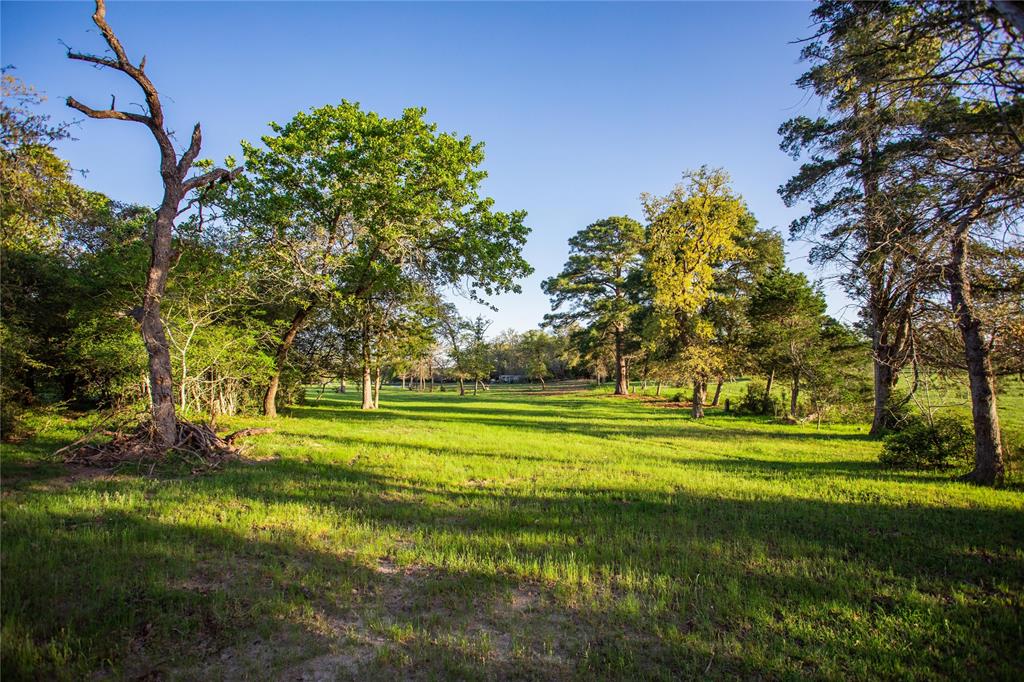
[66,0,240,448]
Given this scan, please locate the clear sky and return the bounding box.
[1,1,851,332]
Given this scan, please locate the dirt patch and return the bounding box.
[3,463,124,493]
[159,556,592,680]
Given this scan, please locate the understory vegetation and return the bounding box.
[2,383,1022,679]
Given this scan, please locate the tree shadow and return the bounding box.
[4,388,1023,678]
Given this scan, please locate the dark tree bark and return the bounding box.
[264,306,311,418]
[790,369,801,418]
[869,354,898,434]
[458,378,465,396]
[852,97,915,438]
[948,208,1005,485]
[337,373,346,393]
[61,374,76,402]
[691,381,706,419]
[614,327,629,395]
[67,0,239,449]
[373,366,382,409]
[764,367,775,400]
[711,378,724,407]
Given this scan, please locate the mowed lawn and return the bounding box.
[2,384,1022,680]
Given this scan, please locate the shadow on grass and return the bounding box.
[4,453,1023,679]
[4,388,1023,678]
[273,426,922,486]
[286,399,875,448]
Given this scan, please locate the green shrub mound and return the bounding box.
[736,380,781,416]
[879,416,973,469]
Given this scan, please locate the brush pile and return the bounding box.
[57,419,272,472]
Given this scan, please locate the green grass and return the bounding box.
[2,382,1022,679]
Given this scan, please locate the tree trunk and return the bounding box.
[858,101,905,438]
[711,377,724,407]
[263,306,310,418]
[66,0,240,449]
[949,218,1004,485]
[401,375,406,389]
[338,373,346,393]
[655,382,662,397]
[691,381,706,419]
[373,366,382,409]
[61,373,76,402]
[869,356,897,436]
[138,202,181,446]
[614,328,629,395]
[764,368,775,401]
[790,369,800,418]
[361,321,374,410]
[459,378,465,396]
[208,371,217,429]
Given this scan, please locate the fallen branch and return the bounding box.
[223,427,274,445]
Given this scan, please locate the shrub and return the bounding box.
[669,392,684,403]
[879,416,973,469]
[736,380,780,416]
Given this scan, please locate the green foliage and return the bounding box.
[231,101,532,307]
[880,416,974,470]
[642,167,755,393]
[65,317,147,405]
[736,380,780,416]
[644,167,746,318]
[542,216,645,379]
[0,72,81,252]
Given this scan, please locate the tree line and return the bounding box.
[545,0,1024,485]
[1,0,1021,485]
[543,169,866,421]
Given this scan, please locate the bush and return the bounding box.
[736,380,780,416]
[669,392,684,403]
[879,416,973,469]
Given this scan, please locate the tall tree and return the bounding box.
[542,216,644,395]
[705,220,785,404]
[779,1,935,436]
[787,0,1023,482]
[903,2,1023,484]
[228,102,531,415]
[748,269,829,419]
[66,0,240,447]
[643,167,749,418]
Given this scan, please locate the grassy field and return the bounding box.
[2,382,1022,680]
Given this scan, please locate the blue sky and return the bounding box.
[2,1,850,331]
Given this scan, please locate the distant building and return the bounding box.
[498,374,524,383]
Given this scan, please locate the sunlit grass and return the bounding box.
[2,382,1022,679]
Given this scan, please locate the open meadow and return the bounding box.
[3,1,1023,679]
[2,383,1022,680]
